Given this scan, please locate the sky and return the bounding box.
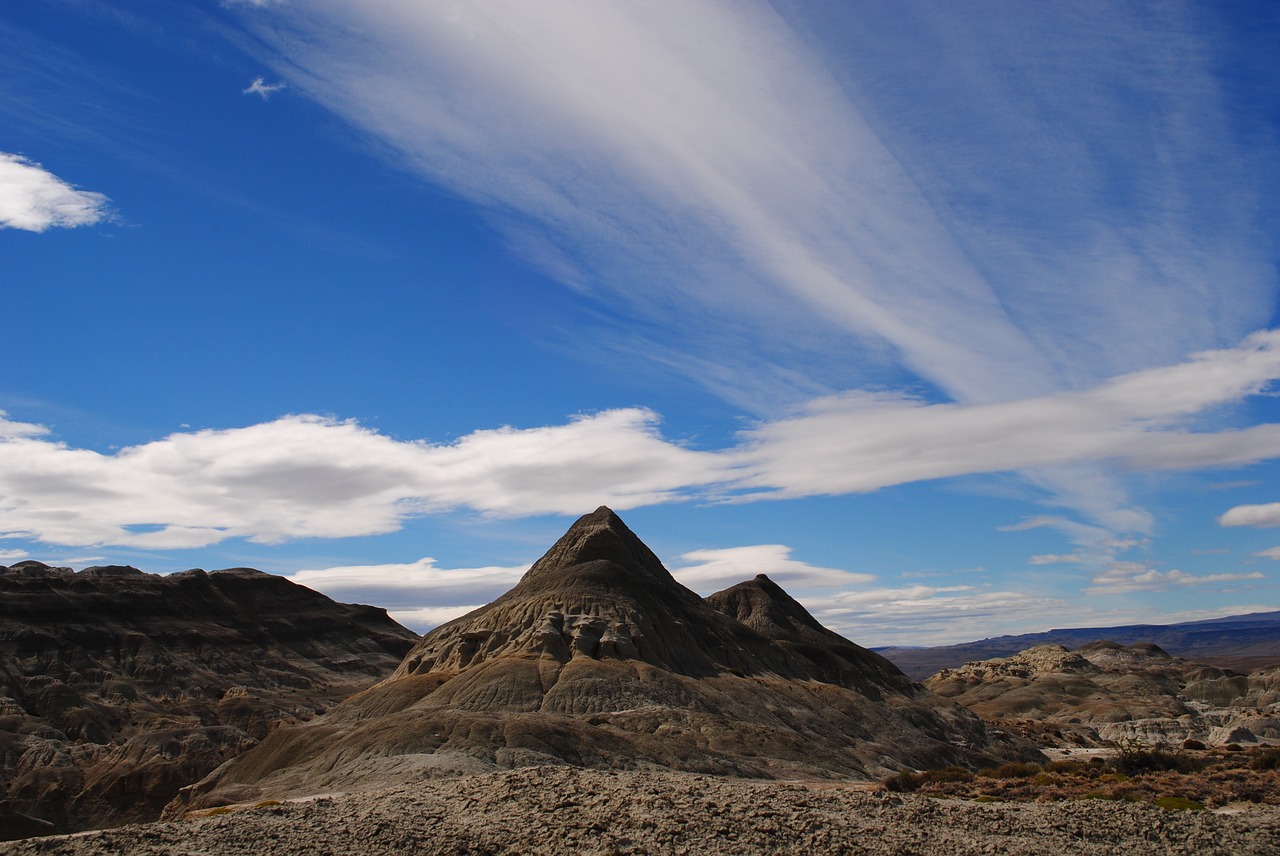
[3,0,1280,648]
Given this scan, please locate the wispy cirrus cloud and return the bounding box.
[2,333,1280,550]
[1028,554,1086,566]
[232,1,1275,408]
[0,153,110,231]
[1086,561,1264,595]
[806,584,1075,648]
[223,1,1279,539]
[242,76,285,99]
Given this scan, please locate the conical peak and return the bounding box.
[517,506,678,593]
[392,507,808,681]
[707,573,827,636]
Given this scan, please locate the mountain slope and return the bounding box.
[0,562,417,838]
[171,508,1038,814]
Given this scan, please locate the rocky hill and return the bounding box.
[925,640,1280,748]
[879,612,1280,680]
[169,507,1039,814]
[0,562,417,839]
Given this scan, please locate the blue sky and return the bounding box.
[3,0,1280,646]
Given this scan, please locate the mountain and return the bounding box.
[924,641,1280,748]
[705,573,915,693]
[877,612,1280,680]
[170,507,1039,815]
[0,562,417,839]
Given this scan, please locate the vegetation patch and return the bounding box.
[1155,796,1206,811]
[877,744,1280,808]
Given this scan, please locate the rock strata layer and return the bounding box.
[172,507,1038,813]
[0,562,417,838]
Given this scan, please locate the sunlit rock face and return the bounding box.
[926,640,1280,748]
[0,563,417,838]
[172,508,1039,815]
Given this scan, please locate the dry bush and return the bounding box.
[877,745,1280,809]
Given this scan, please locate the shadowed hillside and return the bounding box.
[0,562,417,839]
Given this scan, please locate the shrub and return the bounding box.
[1112,739,1205,776]
[978,761,1041,779]
[1225,743,1244,753]
[1250,748,1280,771]
[882,770,922,792]
[1181,739,1206,751]
[922,765,975,784]
[1080,792,1137,802]
[1155,796,1205,812]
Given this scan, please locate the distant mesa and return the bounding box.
[171,507,1039,814]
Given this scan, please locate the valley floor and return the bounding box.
[2,766,1277,855]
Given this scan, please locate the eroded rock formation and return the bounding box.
[926,640,1280,747]
[0,563,417,838]
[171,507,1039,814]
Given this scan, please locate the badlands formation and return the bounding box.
[926,641,1280,748]
[0,563,417,838]
[170,507,1035,813]
[4,508,1278,853]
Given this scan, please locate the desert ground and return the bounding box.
[2,766,1278,855]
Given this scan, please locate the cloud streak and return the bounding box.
[234,1,1276,404]
[0,153,110,231]
[222,1,1280,543]
[1086,561,1265,595]
[243,76,285,99]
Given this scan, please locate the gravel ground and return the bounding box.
[3,767,1278,855]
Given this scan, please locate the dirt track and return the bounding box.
[3,766,1278,855]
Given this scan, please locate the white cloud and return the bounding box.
[805,584,1073,648]
[289,558,526,610]
[0,409,729,548]
[1028,554,1085,566]
[0,548,28,562]
[0,153,110,232]
[728,330,1280,528]
[3,333,1280,549]
[243,77,286,99]
[1220,502,1280,528]
[386,605,482,633]
[670,545,874,594]
[1253,547,1280,561]
[1086,561,1265,595]
[0,413,50,439]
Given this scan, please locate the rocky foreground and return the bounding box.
[4,767,1279,855]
